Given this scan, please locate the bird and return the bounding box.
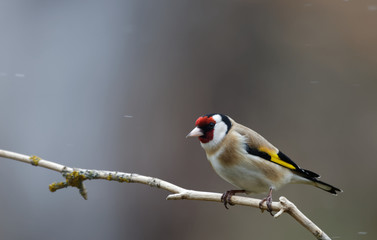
[186,113,342,215]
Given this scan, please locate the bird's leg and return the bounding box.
[221,190,246,209]
[259,187,274,216]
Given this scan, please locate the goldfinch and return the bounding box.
[187,113,341,214]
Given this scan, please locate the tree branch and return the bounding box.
[0,149,331,240]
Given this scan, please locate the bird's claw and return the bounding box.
[259,188,274,216]
[221,190,245,209]
[221,191,235,209]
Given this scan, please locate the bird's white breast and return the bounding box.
[206,148,293,194]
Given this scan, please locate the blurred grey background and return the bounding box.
[0,0,376,239]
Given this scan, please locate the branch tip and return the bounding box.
[274,208,285,218]
[79,183,88,200]
[166,192,190,200]
[166,193,181,200]
[49,181,68,192]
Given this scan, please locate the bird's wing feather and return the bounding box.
[233,123,317,176]
[229,120,341,194]
[244,144,298,170]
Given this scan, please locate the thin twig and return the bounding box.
[0,149,331,240]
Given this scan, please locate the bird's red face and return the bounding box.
[187,113,232,147]
[195,116,216,143]
[187,115,216,143]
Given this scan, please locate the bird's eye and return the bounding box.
[208,122,215,128]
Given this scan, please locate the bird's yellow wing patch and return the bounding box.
[258,147,297,170]
[245,144,299,170]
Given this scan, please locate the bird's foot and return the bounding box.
[221,190,246,209]
[259,188,274,216]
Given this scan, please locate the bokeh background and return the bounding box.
[0,0,376,239]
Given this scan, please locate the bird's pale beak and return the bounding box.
[186,127,204,138]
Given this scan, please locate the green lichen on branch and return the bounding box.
[106,173,113,181]
[30,155,41,166]
[49,181,68,192]
[118,175,130,183]
[106,172,130,183]
[65,171,87,188]
[49,170,88,200]
[48,170,132,200]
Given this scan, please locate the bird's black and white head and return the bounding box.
[187,113,232,149]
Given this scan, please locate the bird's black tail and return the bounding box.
[301,168,342,195]
[312,179,342,195]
